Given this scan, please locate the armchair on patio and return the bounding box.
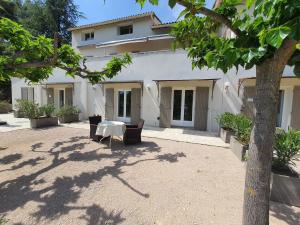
[123,119,145,145]
[89,115,102,141]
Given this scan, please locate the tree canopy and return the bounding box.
[15,0,84,44]
[137,0,300,74]
[0,18,132,84]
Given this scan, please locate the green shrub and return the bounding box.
[273,128,300,172]
[56,105,80,117]
[232,114,252,145]
[15,99,28,112]
[40,104,55,117]
[217,112,235,131]
[0,216,8,225]
[22,101,42,119]
[0,101,12,113]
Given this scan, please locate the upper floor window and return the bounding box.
[84,32,94,41]
[119,25,133,35]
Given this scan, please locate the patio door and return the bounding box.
[59,89,65,108]
[117,89,131,123]
[171,89,195,127]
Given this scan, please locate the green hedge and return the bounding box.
[217,112,252,145]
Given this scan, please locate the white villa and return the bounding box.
[11,12,300,132]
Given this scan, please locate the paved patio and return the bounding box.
[0,113,228,147]
[0,127,299,225]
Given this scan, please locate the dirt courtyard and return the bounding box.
[0,127,299,225]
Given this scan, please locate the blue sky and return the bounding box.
[74,0,215,26]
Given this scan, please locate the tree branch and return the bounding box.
[176,0,242,37]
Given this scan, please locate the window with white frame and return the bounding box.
[84,31,94,41]
[118,25,133,35]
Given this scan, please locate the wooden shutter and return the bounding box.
[21,87,28,100]
[159,87,172,128]
[242,86,256,120]
[65,87,73,106]
[105,88,114,120]
[194,87,209,131]
[28,88,34,101]
[131,88,142,124]
[291,86,300,130]
[47,88,54,105]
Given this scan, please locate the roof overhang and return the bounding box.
[153,78,220,99]
[95,34,174,48]
[68,12,161,32]
[238,76,300,96]
[98,80,144,95]
[41,82,74,89]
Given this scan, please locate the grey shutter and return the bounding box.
[47,88,54,105]
[291,86,300,129]
[159,87,172,128]
[21,87,28,100]
[131,88,142,124]
[28,88,34,101]
[65,87,73,106]
[194,87,209,131]
[105,88,114,120]
[242,86,256,120]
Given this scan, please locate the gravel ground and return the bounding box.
[0,127,299,225]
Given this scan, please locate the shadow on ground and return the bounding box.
[0,134,186,224]
[270,202,300,225]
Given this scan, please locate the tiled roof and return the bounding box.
[152,22,176,29]
[68,12,161,32]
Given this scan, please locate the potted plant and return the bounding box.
[13,99,28,118]
[270,128,300,207]
[230,114,252,161]
[217,112,235,143]
[23,102,58,128]
[56,105,80,123]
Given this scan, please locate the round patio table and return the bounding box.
[96,120,126,147]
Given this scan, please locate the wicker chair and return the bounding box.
[123,119,145,145]
[89,115,102,141]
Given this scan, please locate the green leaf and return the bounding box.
[284,17,300,40]
[168,0,176,8]
[265,27,291,49]
[246,0,255,8]
[297,44,300,50]
[177,9,189,20]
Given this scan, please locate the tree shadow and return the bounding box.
[0,153,22,165]
[270,202,300,225]
[80,204,125,225]
[0,156,44,172]
[0,135,186,223]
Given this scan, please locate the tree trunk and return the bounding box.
[242,60,281,225]
[242,40,298,225]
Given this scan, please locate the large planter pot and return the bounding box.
[14,110,26,118]
[270,172,300,207]
[30,117,58,129]
[229,136,248,161]
[59,114,79,123]
[219,128,234,143]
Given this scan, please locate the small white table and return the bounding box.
[96,121,126,147]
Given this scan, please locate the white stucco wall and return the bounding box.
[11,49,298,132]
[72,18,157,49]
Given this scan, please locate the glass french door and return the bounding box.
[59,89,65,108]
[172,89,195,127]
[276,90,284,127]
[117,90,131,122]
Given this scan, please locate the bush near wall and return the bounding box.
[0,101,12,113]
[217,113,252,145]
